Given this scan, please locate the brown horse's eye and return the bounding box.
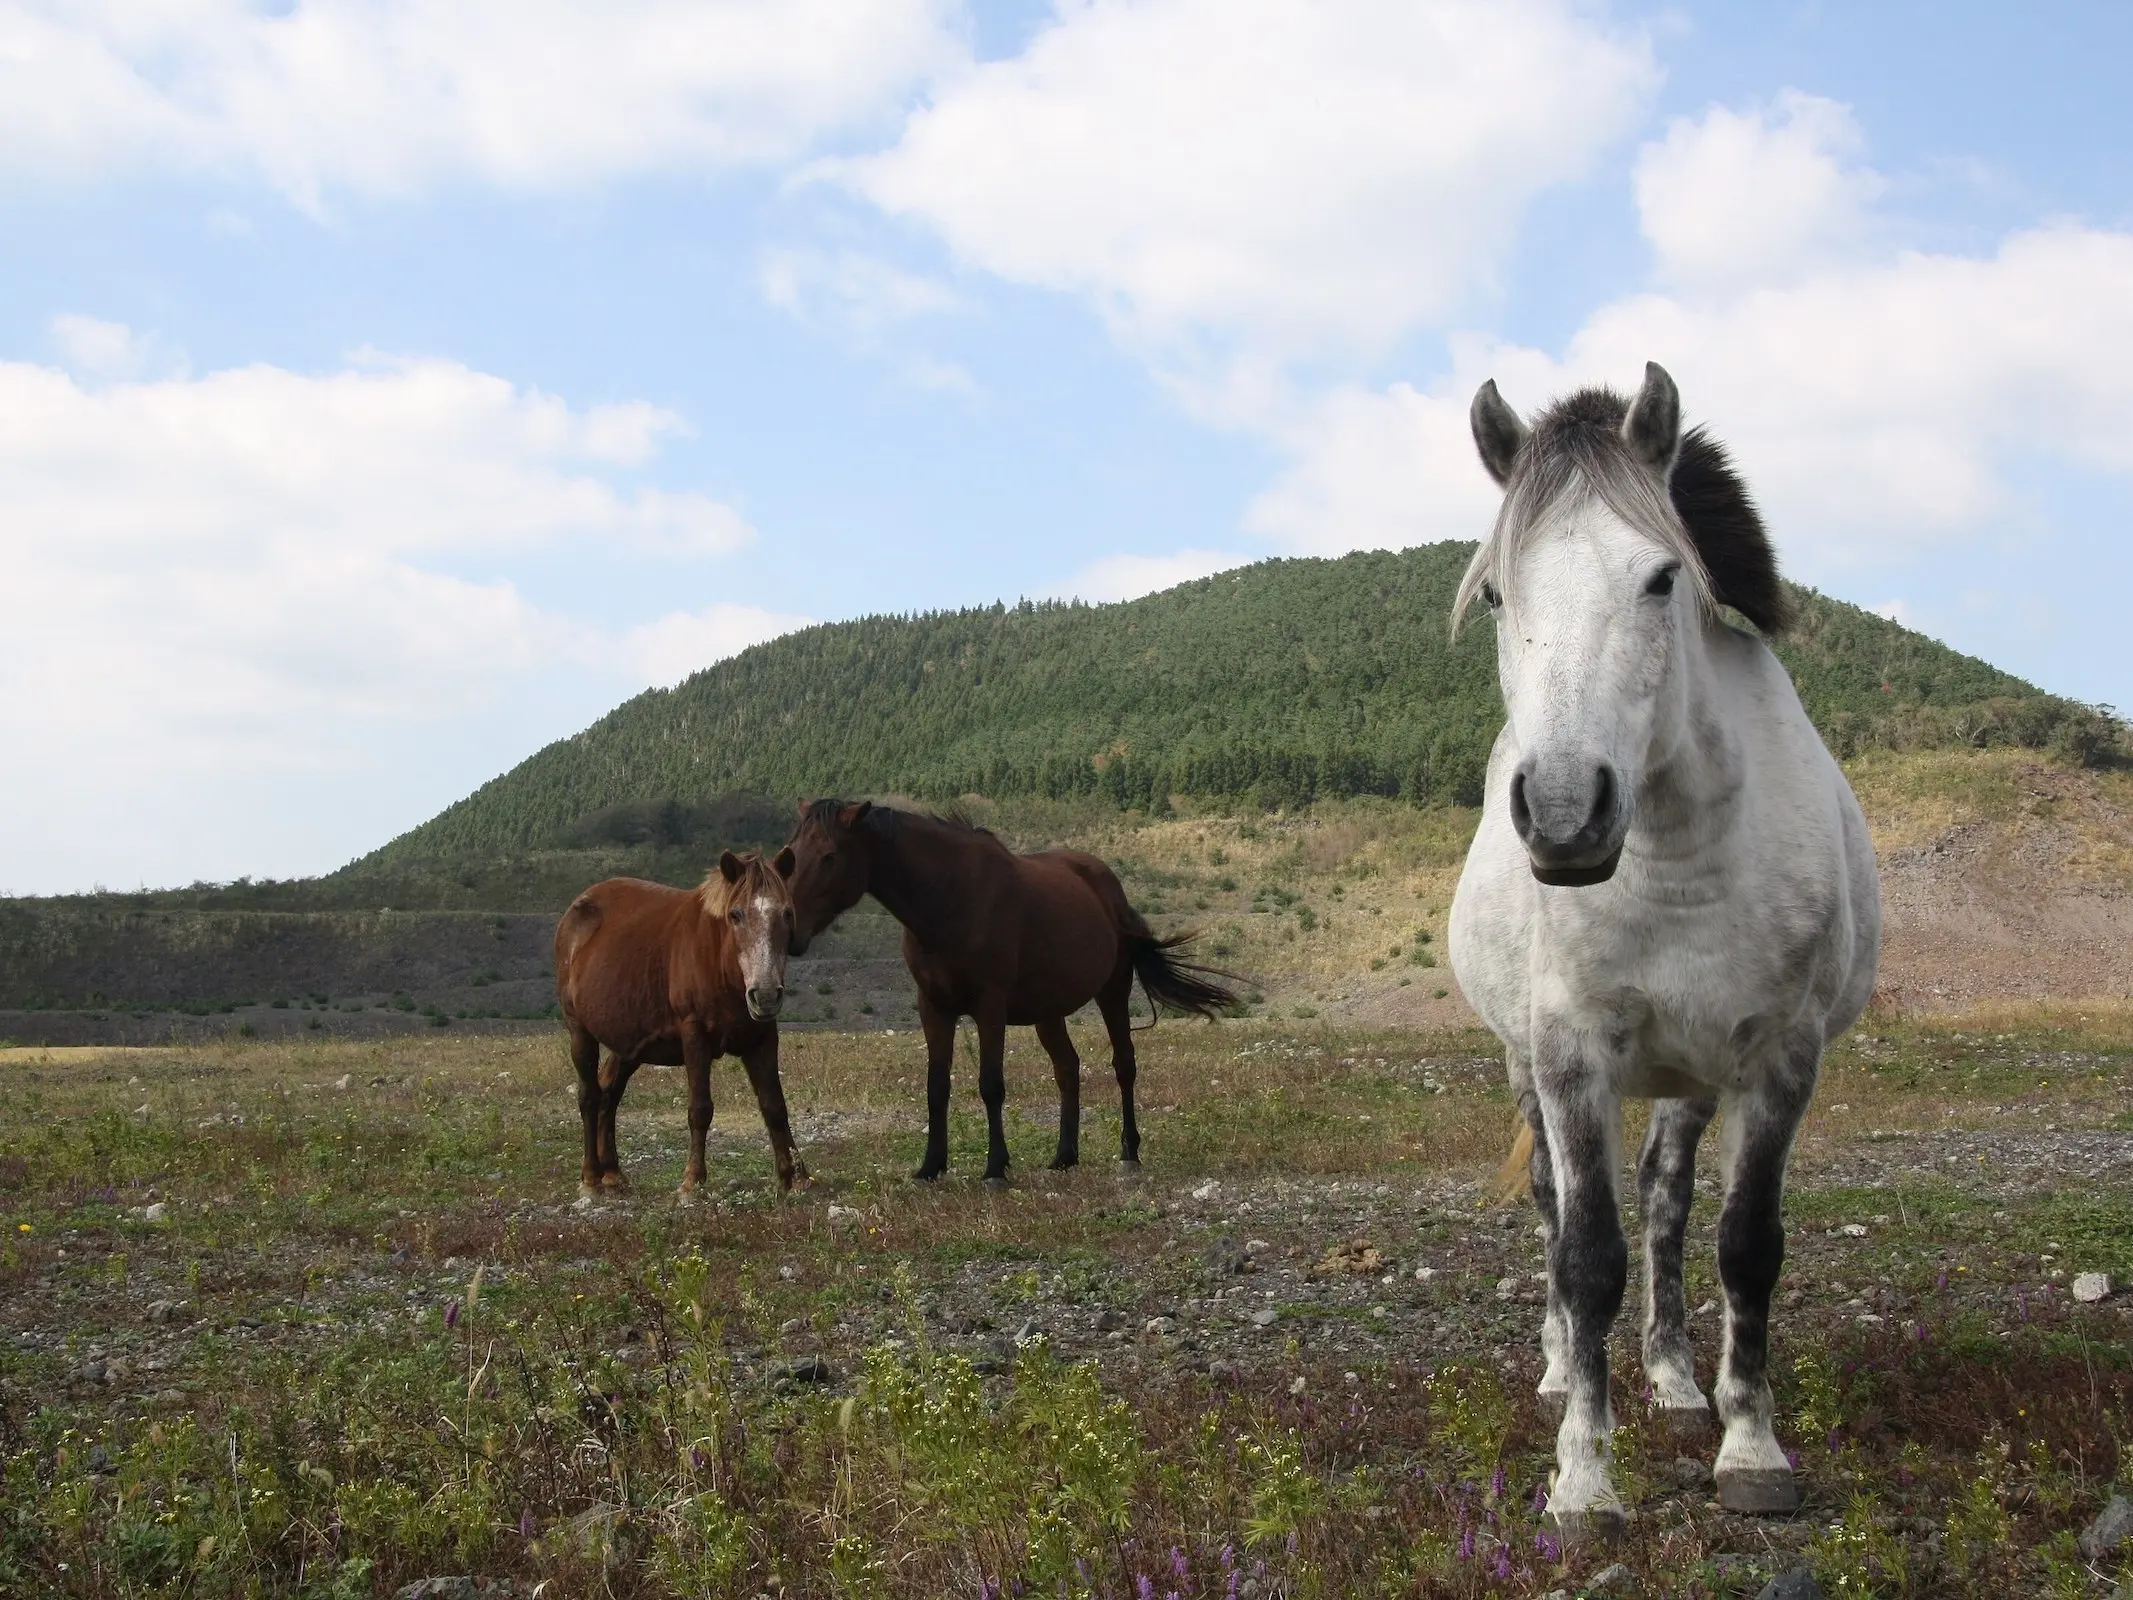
[729,908,743,924]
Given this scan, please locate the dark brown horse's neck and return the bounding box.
[861,814,973,943]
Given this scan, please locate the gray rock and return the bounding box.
[1093,1308,1127,1333]
[1587,1563,1633,1594]
[1251,1307,1279,1327]
[2081,1495,2133,1561]
[1672,1455,1714,1490]
[1754,1570,1826,1600]
[393,1581,495,1600]
[2073,1271,2112,1304]
[776,1355,835,1386]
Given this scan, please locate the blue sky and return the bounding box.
[3,0,2129,893]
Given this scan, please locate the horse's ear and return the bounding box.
[1470,380,1528,487]
[796,798,811,817]
[839,799,873,829]
[1622,361,1682,477]
[773,846,796,880]
[718,850,744,884]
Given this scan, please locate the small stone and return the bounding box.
[1143,1316,1174,1337]
[778,1317,805,1336]
[141,1202,168,1224]
[1288,1375,1306,1395]
[777,1265,797,1281]
[2073,1272,2112,1304]
[2080,1495,2133,1561]
[1495,1276,1519,1300]
[1588,1564,1634,1594]
[1839,1223,1868,1238]
[1672,1456,1713,1490]
[826,1204,859,1224]
[1755,1569,1827,1600]
[1094,1308,1127,1333]
[146,1299,184,1323]
[570,1194,594,1213]
[394,1580,487,1600]
[1191,1181,1220,1202]
[1244,1238,1270,1254]
[777,1356,834,1386]
[151,1387,187,1407]
[335,1074,353,1091]
[1251,1308,1278,1327]
[1414,1266,1435,1282]
[1015,1319,1039,1344]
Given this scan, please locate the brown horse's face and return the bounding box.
[719,849,796,1020]
[783,800,873,956]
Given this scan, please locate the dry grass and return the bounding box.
[4,1005,2133,1597]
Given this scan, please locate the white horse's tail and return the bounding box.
[1493,1118,1534,1204]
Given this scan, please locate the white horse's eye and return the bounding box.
[1480,582,1502,609]
[1645,565,1678,598]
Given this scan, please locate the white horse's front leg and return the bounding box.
[1639,1095,1717,1422]
[1712,1050,1816,1513]
[1534,1024,1628,1538]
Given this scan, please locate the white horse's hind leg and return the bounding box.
[1713,1060,1816,1514]
[1639,1096,1716,1422]
[1534,1032,1629,1538]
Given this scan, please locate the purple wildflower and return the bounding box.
[518,1507,536,1539]
[444,1300,461,1330]
[1457,1525,1476,1562]
[1491,1548,1512,1580]
[1171,1546,1189,1580]
[1530,1483,1549,1514]
[979,1580,1001,1600]
[1490,1464,1506,1503]
[1219,1544,1235,1571]
[1136,1575,1155,1600]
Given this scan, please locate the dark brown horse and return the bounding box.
[554,849,808,1197]
[783,801,1239,1182]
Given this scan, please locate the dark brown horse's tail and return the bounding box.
[1126,932,1244,1021]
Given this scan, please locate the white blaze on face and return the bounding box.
[1497,497,1685,829]
[736,889,792,1017]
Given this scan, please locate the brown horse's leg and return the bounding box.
[570,1023,604,1195]
[680,1026,715,1198]
[976,1003,1011,1184]
[598,1055,639,1190]
[913,995,956,1181]
[1035,1017,1081,1170]
[1097,969,1143,1167]
[739,1031,808,1192]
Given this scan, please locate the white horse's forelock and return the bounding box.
[1451,445,1714,637]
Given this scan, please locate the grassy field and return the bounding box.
[5,1005,2133,1598]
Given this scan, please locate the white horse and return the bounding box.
[1448,363,1880,1536]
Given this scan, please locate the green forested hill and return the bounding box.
[365,541,2102,869]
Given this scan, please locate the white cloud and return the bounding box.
[846,0,1654,355]
[1634,91,1883,295]
[0,339,778,891]
[50,312,152,378]
[1051,547,1248,603]
[759,247,961,334]
[1243,88,2133,573]
[0,0,963,202]
[620,602,816,689]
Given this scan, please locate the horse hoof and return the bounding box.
[1716,1468,1801,1515]
[675,1188,699,1209]
[912,1167,944,1184]
[982,1175,1010,1190]
[1048,1157,1079,1172]
[1545,1506,1627,1544]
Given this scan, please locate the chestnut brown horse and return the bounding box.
[783,800,1240,1182]
[554,848,808,1197]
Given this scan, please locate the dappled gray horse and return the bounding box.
[1447,364,1880,1535]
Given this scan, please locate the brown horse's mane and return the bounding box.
[696,851,788,916]
[806,797,1007,851]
